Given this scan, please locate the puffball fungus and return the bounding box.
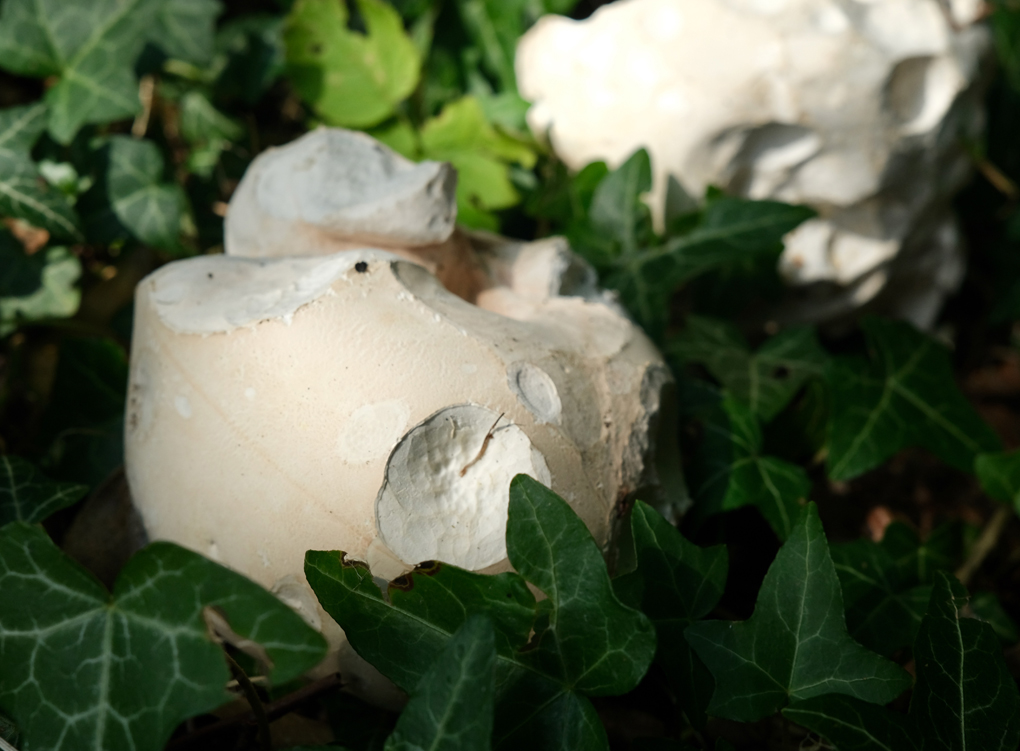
[516,0,991,328]
[125,128,679,700]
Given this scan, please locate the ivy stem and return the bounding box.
[956,505,1013,586]
[224,652,272,751]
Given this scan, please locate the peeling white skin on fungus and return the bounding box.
[377,404,551,570]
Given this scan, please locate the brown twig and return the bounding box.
[224,652,272,751]
[459,413,504,476]
[131,75,156,138]
[167,670,342,749]
[956,504,1013,586]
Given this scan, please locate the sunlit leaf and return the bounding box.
[285,0,421,128]
[419,96,537,230]
[0,239,81,335]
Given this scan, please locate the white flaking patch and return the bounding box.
[244,388,256,400]
[148,249,402,334]
[338,400,411,463]
[174,395,192,418]
[271,575,322,631]
[376,404,551,570]
[508,361,562,424]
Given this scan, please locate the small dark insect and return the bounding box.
[207,273,213,279]
[355,261,368,273]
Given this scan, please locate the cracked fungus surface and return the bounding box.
[376,404,551,570]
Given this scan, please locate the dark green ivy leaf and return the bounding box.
[690,396,810,540]
[0,103,81,239]
[670,316,827,422]
[786,573,1020,751]
[970,591,1020,645]
[975,448,1020,512]
[603,198,813,339]
[306,474,655,751]
[0,455,87,527]
[912,572,1020,750]
[155,0,223,66]
[385,615,496,751]
[831,522,959,656]
[783,693,917,751]
[825,317,1000,481]
[80,136,186,252]
[0,522,327,751]
[613,501,727,729]
[0,0,159,143]
[685,503,911,722]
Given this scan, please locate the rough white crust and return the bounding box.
[516,0,991,327]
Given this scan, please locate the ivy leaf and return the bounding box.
[0,239,81,336]
[0,522,327,751]
[970,591,1020,645]
[690,396,810,540]
[670,316,827,422]
[786,573,1020,751]
[155,0,223,66]
[79,136,186,252]
[418,97,537,230]
[613,501,728,728]
[826,317,1000,481]
[0,104,81,240]
[0,455,87,527]
[603,198,812,338]
[581,148,654,263]
[783,694,918,751]
[385,615,496,751]
[831,522,959,655]
[912,571,1020,750]
[685,503,911,722]
[285,0,421,128]
[506,475,656,694]
[975,448,1020,511]
[0,0,160,144]
[179,91,244,178]
[306,474,655,751]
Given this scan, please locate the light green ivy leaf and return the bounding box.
[0,522,327,751]
[975,448,1020,512]
[686,503,911,722]
[0,455,87,528]
[418,96,537,230]
[826,317,1000,481]
[285,0,421,128]
[670,316,827,422]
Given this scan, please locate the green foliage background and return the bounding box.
[0,0,1019,749]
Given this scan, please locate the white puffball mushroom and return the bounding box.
[516,0,991,328]
[126,127,679,703]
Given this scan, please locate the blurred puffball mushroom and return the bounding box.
[125,128,681,704]
[516,0,992,328]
